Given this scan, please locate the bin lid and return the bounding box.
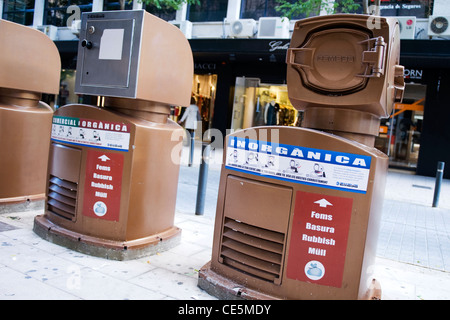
[0,19,61,95]
[287,27,377,95]
[287,14,405,119]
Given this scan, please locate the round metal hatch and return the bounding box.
[287,28,374,95]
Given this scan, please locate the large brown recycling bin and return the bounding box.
[0,20,61,206]
[33,10,193,260]
[198,14,404,299]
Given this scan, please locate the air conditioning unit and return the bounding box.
[169,20,193,39]
[396,16,416,39]
[229,19,256,38]
[257,17,290,39]
[35,25,58,41]
[428,16,450,36]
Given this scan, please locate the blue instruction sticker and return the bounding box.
[225,137,372,193]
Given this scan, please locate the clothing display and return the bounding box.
[264,101,280,125]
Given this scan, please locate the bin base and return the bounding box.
[198,261,382,300]
[0,194,45,214]
[33,214,181,261]
[198,261,279,300]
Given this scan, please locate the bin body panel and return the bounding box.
[0,102,53,200]
[0,19,60,203]
[125,116,184,240]
[207,126,387,299]
[42,104,183,244]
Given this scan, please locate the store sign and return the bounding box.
[194,62,217,71]
[404,68,423,80]
[377,1,427,18]
[268,40,290,52]
[286,191,353,288]
[82,150,124,221]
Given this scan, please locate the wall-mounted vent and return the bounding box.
[47,175,77,221]
[220,217,285,284]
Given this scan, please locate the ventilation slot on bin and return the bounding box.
[220,218,285,285]
[47,175,78,221]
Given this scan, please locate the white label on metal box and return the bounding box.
[99,29,124,60]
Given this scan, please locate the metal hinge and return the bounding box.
[357,36,386,78]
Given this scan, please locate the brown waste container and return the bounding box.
[0,20,60,207]
[198,14,404,300]
[33,10,193,260]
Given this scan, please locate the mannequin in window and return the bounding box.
[264,100,280,125]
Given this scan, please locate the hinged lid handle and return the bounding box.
[286,47,315,69]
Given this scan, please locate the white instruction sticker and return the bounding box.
[51,116,130,152]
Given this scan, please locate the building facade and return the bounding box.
[2,0,450,177]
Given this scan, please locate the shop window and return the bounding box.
[375,83,426,169]
[173,74,218,136]
[103,0,133,11]
[57,69,79,107]
[187,0,227,22]
[240,0,314,20]
[2,0,35,25]
[241,0,282,19]
[144,3,176,21]
[231,77,300,131]
[44,0,92,27]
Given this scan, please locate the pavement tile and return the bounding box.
[128,267,215,300]
[0,265,79,300]
[44,267,167,300]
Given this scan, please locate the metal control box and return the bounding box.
[75,10,192,105]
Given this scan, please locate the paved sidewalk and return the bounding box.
[379,171,450,272]
[0,209,216,300]
[178,144,450,273]
[1,144,450,300]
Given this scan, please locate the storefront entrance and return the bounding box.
[232,77,426,171]
[376,83,426,170]
[172,73,218,138]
